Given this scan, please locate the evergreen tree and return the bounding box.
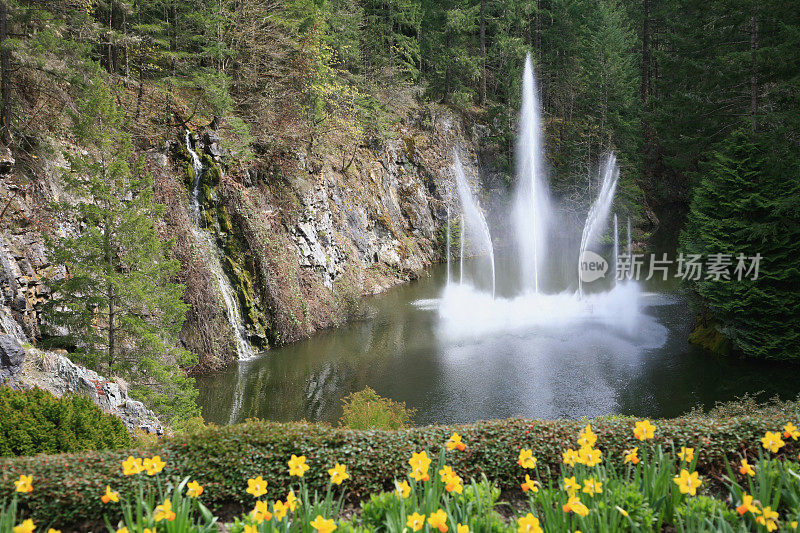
[44,82,198,422]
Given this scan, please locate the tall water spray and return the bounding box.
[446,204,451,286]
[578,153,619,297]
[613,214,619,285]
[514,53,551,293]
[627,217,633,281]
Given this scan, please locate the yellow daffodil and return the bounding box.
[396,480,411,498]
[409,451,431,482]
[143,455,165,476]
[457,524,469,533]
[678,447,694,462]
[582,477,602,495]
[438,466,464,493]
[285,490,298,511]
[407,512,426,532]
[756,507,779,532]
[328,463,349,485]
[243,525,257,533]
[116,529,129,533]
[251,500,272,523]
[273,500,288,522]
[735,492,761,516]
[446,432,466,451]
[518,448,537,469]
[673,469,702,496]
[517,513,542,533]
[624,447,640,465]
[187,480,204,498]
[310,515,337,533]
[521,474,538,493]
[288,454,309,477]
[562,448,579,467]
[577,424,597,448]
[14,475,33,493]
[13,519,35,533]
[122,456,143,475]
[246,476,268,498]
[578,445,602,467]
[739,458,755,476]
[633,420,656,441]
[791,520,798,529]
[101,485,119,503]
[143,529,154,533]
[47,530,60,533]
[784,422,800,440]
[562,496,589,517]
[761,431,785,453]
[428,509,448,532]
[616,506,629,517]
[153,499,176,522]
[563,476,580,497]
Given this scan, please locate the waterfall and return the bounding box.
[446,204,451,286]
[185,131,255,360]
[627,217,633,281]
[578,153,619,297]
[613,214,619,285]
[459,223,464,285]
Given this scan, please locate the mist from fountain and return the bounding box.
[613,214,619,285]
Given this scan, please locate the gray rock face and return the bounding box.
[0,334,24,383]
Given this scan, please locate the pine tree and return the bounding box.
[44,82,198,422]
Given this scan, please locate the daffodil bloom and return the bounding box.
[616,506,629,517]
[582,477,602,495]
[13,519,35,533]
[251,500,272,523]
[116,528,129,533]
[562,448,578,467]
[122,456,143,475]
[633,420,656,441]
[48,530,61,533]
[739,459,755,476]
[243,525,258,533]
[273,500,288,522]
[285,490,298,511]
[517,513,543,533]
[409,451,431,482]
[457,524,469,533]
[673,469,701,496]
[328,463,349,485]
[143,455,165,476]
[246,476,268,498]
[678,447,694,462]
[446,433,466,451]
[735,492,761,516]
[101,485,119,503]
[756,507,779,532]
[521,474,538,493]
[143,529,154,533]
[562,496,589,517]
[14,475,33,493]
[288,454,310,477]
[784,422,800,440]
[518,448,537,469]
[439,466,463,494]
[761,431,785,453]
[407,512,426,532]
[577,424,597,448]
[563,476,580,497]
[790,520,798,529]
[623,448,640,465]
[578,445,602,467]
[396,480,411,498]
[428,509,448,532]
[310,516,337,533]
[153,499,176,522]
[187,480,204,498]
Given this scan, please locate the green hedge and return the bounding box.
[0,387,131,457]
[1,399,798,528]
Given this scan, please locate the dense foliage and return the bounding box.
[339,386,417,430]
[0,387,131,457]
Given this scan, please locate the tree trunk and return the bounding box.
[0,1,11,146]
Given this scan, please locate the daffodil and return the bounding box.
[582,477,602,495]
[446,432,466,451]
[761,431,785,453]
[562,496,589,517]
[784,422,799,440]
[563,476,580,497]
[243,525,257,533]
[407,512,426,532]
[328,463,349,485]
[396,480,411,498]
[143,529,154,533]
[154,499,176,522]
[739,458,755,476]
[116,528,129,533]
[517,513,542,533]
[678,447,694,462]
[285,490,298,511]
[310,516,337,533]
[562,448,578,467]
[756,507,779,532]
[673,469,701,496]
[251,500,272,523]
[122,456,143,475]
[735,492,761,516]
[633,420,656,440]
[578,445,602,467]
[47,530,61,533]
[577,424,597,448]
[457,524,469,533]
[623,448,640,465]
[428,509,448,532]
[518,448,537,469]
[187,480,204,498]
[288,454,309,477]
[13,519,35,533]
[273,500,288,522]
[246,476,268,498]
[616,506,629,517]
[521,474,538,493]
[409,451,431,482]
[14,475,33,493]
[101,485,119,503]
[143,455,165,476]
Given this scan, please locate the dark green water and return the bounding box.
[196,258,800,426]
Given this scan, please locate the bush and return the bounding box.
[0,387,131,457]
[339,387,416,430]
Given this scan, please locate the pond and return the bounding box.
[196,254,800,426]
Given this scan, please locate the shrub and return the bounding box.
[339,387,416,430]
[0,387,131,457]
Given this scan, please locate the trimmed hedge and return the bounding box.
[1,399,799,528]
[0,387,131,457]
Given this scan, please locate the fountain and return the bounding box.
[627,216,633,280]
[613,214,619,285]
[446,204,451,286]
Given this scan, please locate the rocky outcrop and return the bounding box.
[0,334,25,383]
